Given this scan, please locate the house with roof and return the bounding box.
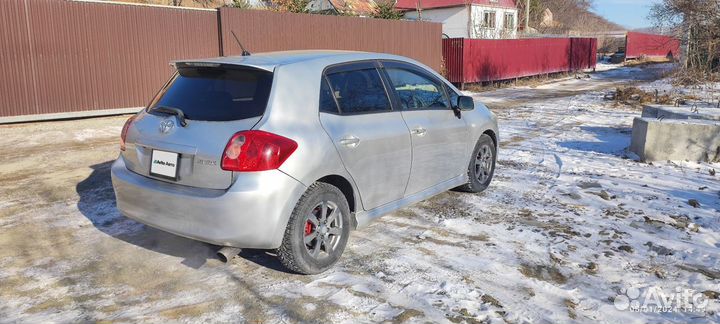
[396,0,518,39]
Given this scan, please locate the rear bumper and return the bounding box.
[110,157,307,249]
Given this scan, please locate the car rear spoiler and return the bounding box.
[171,60,275,72]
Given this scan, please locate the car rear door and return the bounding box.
[380,61,469,196]
[318,61,412,211]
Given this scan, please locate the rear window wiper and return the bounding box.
[149,105,188,127]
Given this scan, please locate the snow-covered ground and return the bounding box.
[472,63,675,110]
[594,62,624,72]
[638,77,720,108]
[0,64,718,323]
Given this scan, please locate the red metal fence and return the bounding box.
[0,0,441,120]
[626,32,680,59]
[442,38,597,84]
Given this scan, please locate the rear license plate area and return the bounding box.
[150,150,179,180]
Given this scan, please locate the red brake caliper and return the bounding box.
[305,221,313,236]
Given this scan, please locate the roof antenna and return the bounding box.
[231,30,251,56]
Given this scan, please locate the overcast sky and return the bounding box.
[591,0,662,30]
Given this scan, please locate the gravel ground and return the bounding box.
[1,64,718,323]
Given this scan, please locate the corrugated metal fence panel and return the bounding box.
[570,38,598,71]
[443,37,597,84]
[218,8,443,71]
[0,0,36,117]
[0,0,219,117]
[442,38,464,83]
[626,32,680,59]
[1,2,443,119]
[461,38,571,83]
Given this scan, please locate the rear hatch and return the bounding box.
[122,64,273,190]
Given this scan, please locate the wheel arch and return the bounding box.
[482,129,498,148]
[316,174,358,228]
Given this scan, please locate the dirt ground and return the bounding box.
[1,64,719,323]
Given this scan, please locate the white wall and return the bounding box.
[469,5,517,39]
[404,5,518,39]
[404,7,469,38]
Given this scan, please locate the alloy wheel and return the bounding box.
[475,144,494,184]
[303,200,343,259]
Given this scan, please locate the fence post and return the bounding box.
[217,8,224,56]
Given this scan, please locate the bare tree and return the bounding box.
[651,0,720,80]
[518,0,622,35]
[271,0,310,13]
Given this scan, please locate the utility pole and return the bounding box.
[525,0,530,33]
[417,0,422,20]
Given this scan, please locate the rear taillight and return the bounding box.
[221,130,298,172]
[120,115,136,151]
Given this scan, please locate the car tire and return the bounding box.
[455,134,496,193]
[277,182,351,274]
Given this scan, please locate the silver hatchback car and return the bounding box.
[111,51,498,274]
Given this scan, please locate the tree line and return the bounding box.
[516,0,623,34]
[651,0,719,80]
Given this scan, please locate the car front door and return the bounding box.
[380,61,469,196]
[318,61,412,211]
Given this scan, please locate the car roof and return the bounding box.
[174,50,412,71]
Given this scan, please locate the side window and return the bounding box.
[384,68,450,110]
[325,68,392,114]
[445,84,460,108]
[319,78,339,114]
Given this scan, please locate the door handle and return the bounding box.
[338,136,360,148]
[411,127,427,136]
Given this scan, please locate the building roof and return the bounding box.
[396,0,516,10]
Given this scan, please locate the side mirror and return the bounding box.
[457,96,475,111]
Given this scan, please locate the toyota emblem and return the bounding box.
[159,119,174,134]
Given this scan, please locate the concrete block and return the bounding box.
[630,117,720,162]
[642,105,720,121]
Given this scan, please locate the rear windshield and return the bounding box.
[148,67,273,121]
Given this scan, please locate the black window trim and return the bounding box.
[436,73,462,107]
[379,60,454,112]
[319,75,341,114]
[443,82,462,108]
[319,60,399,116]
